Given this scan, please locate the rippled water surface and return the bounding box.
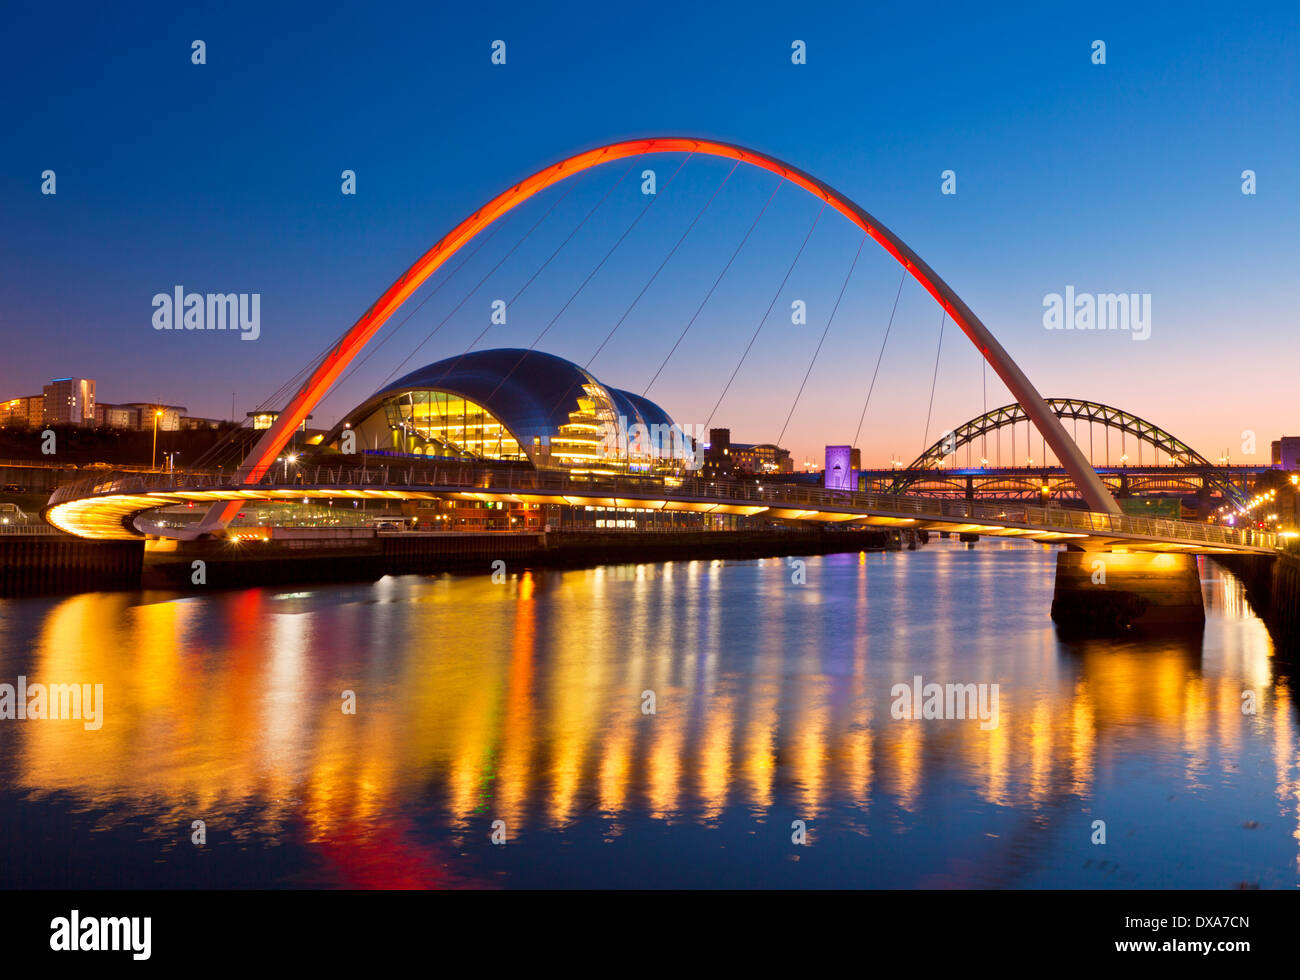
[1,540,1297,888]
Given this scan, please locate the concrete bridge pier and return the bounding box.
[1050,550,1204,632]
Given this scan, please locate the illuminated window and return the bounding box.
[551,383,618,468]
[383,390,523,460]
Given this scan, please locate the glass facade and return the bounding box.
[327,349,682,474]
[551,383,620,470]
[376,381,638,470]
[383,390,524,460]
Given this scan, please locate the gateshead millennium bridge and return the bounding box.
[39,128,1286,633]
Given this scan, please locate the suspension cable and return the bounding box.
[420,157,644,395]
[323,219,506,406]
[921,309,947,456]
[196,164,588,470]
[774,231,868,444]
[484,155,701,407]
[584,161,739,371]
[376,160,617,393]
[642,177,785,397]
[851,269,907,449]
[777,232,866,447]
[704,202,825,431]
[535,157,743,429]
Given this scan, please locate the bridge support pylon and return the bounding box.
[1050,551,1204,632]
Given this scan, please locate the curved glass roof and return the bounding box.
[326,349,677,462]
[610,388,674,432]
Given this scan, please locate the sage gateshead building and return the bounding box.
[320,348,695,476]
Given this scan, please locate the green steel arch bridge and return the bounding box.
[876,399,1256,508]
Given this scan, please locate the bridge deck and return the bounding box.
[44,467,1281,554]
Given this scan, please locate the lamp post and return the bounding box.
[151,409,163,469]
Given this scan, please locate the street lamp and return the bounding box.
[151,409,163,469]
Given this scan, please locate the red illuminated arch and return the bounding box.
[199,137,1118,532]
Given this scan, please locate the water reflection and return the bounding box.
[0,542,1297,888]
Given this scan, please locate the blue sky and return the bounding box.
[2,0,1296,465]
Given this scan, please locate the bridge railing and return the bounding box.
[45,465,1279,551]
[0,522,69,536]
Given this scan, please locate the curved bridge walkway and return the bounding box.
[46,466,1279,555]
